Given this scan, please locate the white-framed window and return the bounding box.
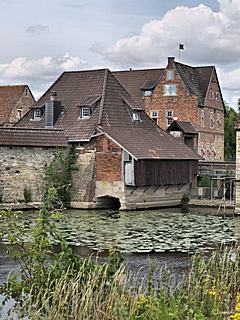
[81,107,91,118]
[144,90,152,97]
[163,84,177,96]
[150,111,158,123]
[132,112,141,121]
[33,109,41,119]
[201,109,205,128]
[216,92,220,101]
[210,111,214,129]
[166,110,173,126]
[166,70,174,80]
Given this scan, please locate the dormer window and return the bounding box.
[81,107,91,118]
[132,111,141,121]
[143,90,152,97]
[33,108,41,120]
[166,70,174,80]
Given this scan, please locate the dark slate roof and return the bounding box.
[0,127,68,147]
[101,124,200,160]
[0,85,28,125]
[174,62,214,106]
[167,121,198,135]
[113,69,163,106]
[16,68,199,160]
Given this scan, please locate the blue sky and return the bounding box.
[0,0,239,106]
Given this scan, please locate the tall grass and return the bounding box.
[7,245,240,320]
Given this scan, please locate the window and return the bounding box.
[216,113,221,129]
[151,111,158,123]
[33,109,41,119]
[24,88,29,97]
[132,112,141,121]
[209,90,214,100]
[17,109,22,119]
[144,90,152,97]
[201,109,205,128]
[216,92,220,101]
[210,111,214,129]
[163,84,177,96]
[166,70,174,80]
[81,107,91,118]
[166,110,173,126]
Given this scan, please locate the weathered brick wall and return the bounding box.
[144,64,224,161]
[0,146,56,203]
[7,89,35,126]
[95,135,122,181]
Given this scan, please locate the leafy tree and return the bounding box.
[44,149,78,208]
[224,102,238,161]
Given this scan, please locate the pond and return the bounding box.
[0,207,239,283]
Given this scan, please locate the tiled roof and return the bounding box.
[113,63,215,107]
[0,85,28,125]
[167,121,198,135]
[174,62,214,106]
[101,124,200,160]
[0,127,68,147]
[16,68,200,160]
[113,69,163,106]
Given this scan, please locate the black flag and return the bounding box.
[179,44,184,50]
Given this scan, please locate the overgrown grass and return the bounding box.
[2,246,240,319]
[1,190,240,319]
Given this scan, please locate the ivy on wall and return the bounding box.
[44,149,78,208]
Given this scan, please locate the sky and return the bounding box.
[0,0,239,106]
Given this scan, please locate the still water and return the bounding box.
[0,207,239,284]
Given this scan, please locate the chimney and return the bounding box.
[50,91,57,101]
[167,57,175,68]
[45,91,62,127]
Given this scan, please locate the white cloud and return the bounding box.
[0,54,89,99]
[92,0,240,68]
[217,66,240,107]
[26,24,50,35]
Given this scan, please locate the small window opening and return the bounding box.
[209,90,214,100]
[166,110,173,126]
[201,109,205,128]
[151,111,158,123]
[81,107,91,118]
[163,84,177,96]
[33,109,41,119]
[132,112,140,121]
[166,70,174,80]
[216,92,220,101]
[144,90,152,97]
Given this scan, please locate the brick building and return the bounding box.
[114,57,225,161]
[0,68,199,210]
[0,85,35,127]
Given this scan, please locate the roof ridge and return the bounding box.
[113,68,163,73]
[97,69,109,125]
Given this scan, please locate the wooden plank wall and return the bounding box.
[134,160,198,186]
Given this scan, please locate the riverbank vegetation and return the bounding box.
[0,190,240,319]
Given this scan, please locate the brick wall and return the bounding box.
[144,69,199,129]
[7,88,35,126]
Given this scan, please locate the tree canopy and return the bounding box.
[224,101,238,161]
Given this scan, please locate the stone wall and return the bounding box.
[0,146,56,203]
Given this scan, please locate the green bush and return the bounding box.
[23,186,32,203]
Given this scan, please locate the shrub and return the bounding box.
[23,186,32,203]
